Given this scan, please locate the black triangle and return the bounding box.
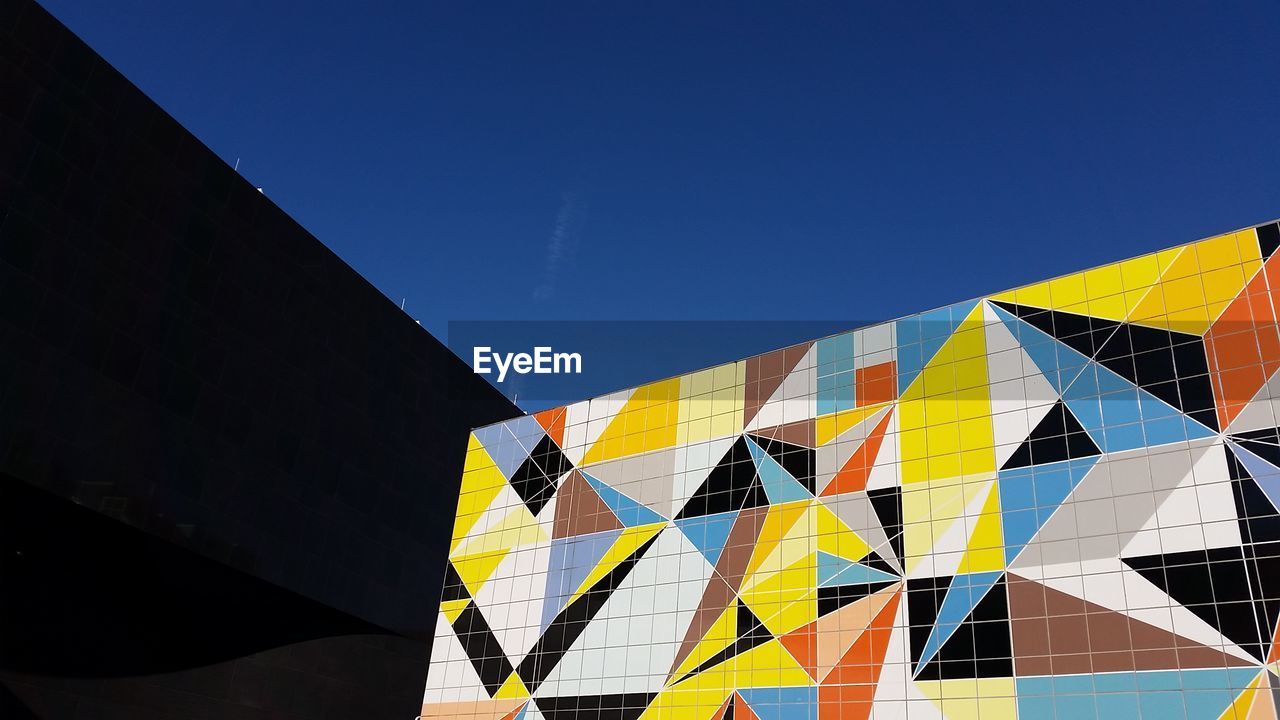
[862,552,901,578]
[1002,400,1102,470]
[911,575,1012,681]
[992,302,1218,431]
[510,435,572,516]
[1258,222,1280,259]
[1123,546,1280,662]
[675,601,775,684]
[867,487,903,567]
[676,437,763,520]
[746,433,816,495]
[817,580,897,617]
[451,601,515,696]
[1232,427,1280,468]
[518,533,661,691]
[1226,444,1280,544]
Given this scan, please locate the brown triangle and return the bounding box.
[743,342,813,427]
[1007,574,1255,675]
[668,575,736,679]
[749,418,816,447]
[668,505,771,679]
[714,505,770,592]
[553,469,623,539]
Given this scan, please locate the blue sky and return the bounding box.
[41,1,1280,404]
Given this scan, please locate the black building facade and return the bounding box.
[0,1,519,717]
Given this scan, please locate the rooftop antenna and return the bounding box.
[233,157,240,171]
[400,298,406,311]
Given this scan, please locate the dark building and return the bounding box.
[0,1,520,717]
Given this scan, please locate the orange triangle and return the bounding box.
[815,583,900,681]
[819,682,877,720]
[1269,620,1280,664]
[534,406,567,447]
[821,408,894,497]
[823,589,901,686]
[1206,252,1280,429]
[1249,672,1277,720]
[734,692,761,720]
[779,621,819,681]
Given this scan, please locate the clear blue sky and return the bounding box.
[40,1,1280,401]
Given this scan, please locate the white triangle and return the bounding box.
[671,436,737,517]
[983,302,1058,469]
[559,399,592,465]
[906,478,993,579]
[422,613,489,704]
[745,344,816,433]
[824,492,902,574]
[865,410,900,492]
[584,448,678,518]
[1014,558,1258,666]
[533,527,713,698]
[815,403,893,495]
[572,388,633,465]
[473,540,551,662]
[872,601,943,718]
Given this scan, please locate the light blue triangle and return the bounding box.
[999,456,1100,564]
[990,303,1090,394]
[1062,357,1213,453]
[736,686,817,720]
[582,471,664,526]
[473,415,546,480]
[991,304,1214,452]
[745,437,811,503]
[897,299,980,393]
[1229,440,1280,509]
[817,551,898,587]
[1016,668,1260,720]
[915,571,1003,674]
[539,529,621,632]
[674,511,738,566]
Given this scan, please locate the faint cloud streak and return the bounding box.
[533,191,587,301]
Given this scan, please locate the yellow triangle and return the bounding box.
[897,303,994,485]
[1129,231,1262,334]
[639,671,733,720]
[903,477,992,575]
[916,677,1016,720]
[566,521,666,605]
[728,635,814,689]
[451,549,509,597]
[451,435,512,553]
[582,377,683,465]
[439,598,470,624]
[493,672,530,700]
[957,479,1005,574]
[743,500,811,582]
[455,504,548,558]
[1217,670,1265,720]
[813,501,873,562]
[815,401,892,446]
[989,249,1171,321]
[737,555,818,635]
[669,604,738,683]
[677,362,745,445]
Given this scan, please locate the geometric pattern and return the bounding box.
[423,221,1280,720]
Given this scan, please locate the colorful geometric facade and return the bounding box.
[423,221,1280,720]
